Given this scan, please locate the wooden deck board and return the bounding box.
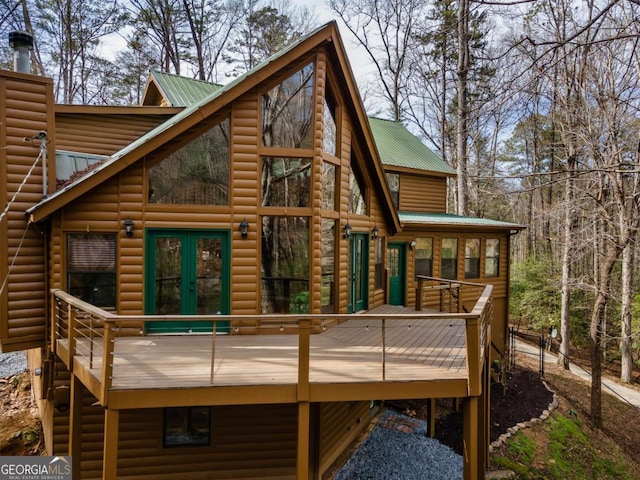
[68,305,469,391]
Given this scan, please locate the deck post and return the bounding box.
[465,317,481,396]
[463,396,481,480]
[100,322,115,406]
[297,401,311,480]
[427,398,436,438]
[67,303,75,370]
[69,375,83,480]
[102,407,119,480]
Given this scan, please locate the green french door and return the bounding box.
[145,230,230,333]
[348,233,369,313]
[387,243,406,306]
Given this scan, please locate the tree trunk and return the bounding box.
[558,175,573,370]
[590,245,618,428]
[455,0,469,216]
[620,240,634,383]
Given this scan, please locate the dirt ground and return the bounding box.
[0,372,45,456]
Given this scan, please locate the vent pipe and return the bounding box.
[9,31,33,74]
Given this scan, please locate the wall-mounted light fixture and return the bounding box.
[239,218,249,239]
[371,225,379,240]
[123,217,134,237]
[409,240,417,250]
[343,223,352,239]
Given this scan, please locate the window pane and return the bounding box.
[262,63,314,149]
[322,162,336,210]
[261,216,310,313]
[374,237,383,290]
[465,238,480,279]
[262,157,311,207]
[385,173,399,210]
[149,118,229,205]
[415,237,433,278]
[67,234,116,308]
[441,238,458,280]
[349,167,367,215]
[164,407,210,447]
[485,239,500,277]
[323,97,336,156]
[321,219,335,310]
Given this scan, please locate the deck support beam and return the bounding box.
[69,375,83,480]
[463,396,480,480]
[102,408,119,480]
[297,401,310,480]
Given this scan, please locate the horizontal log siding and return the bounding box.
[55,113,172,156]
[318,401,374,475]
[115,404,297,479]
[399,174,447,213]
[231,95,260,321]
[0,73,51,351]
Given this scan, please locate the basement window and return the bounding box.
[164,407,211,447]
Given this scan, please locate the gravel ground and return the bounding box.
[0,351,27,378]
[334,410,463,480]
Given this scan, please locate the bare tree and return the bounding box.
[328,0,427,121]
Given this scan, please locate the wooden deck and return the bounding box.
[66,305,468,392]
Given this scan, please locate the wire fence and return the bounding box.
[509,326,640,413]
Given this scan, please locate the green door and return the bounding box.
[348,233,369,313]
[145,230,230,333]
[387,243,406,306]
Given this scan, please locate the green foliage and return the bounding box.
[510,256,560,331]
[545,414,628,479]
[492,432,537,477]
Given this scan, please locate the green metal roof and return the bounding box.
[148,70,221,107]
[368,117,455,175]
[399,212,524,230]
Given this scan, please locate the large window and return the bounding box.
[261,216,310,313]
[261,157,311,207]
[441,238,458,280]
[349,167,367,215]
[465,238,481,279]
[321,219,336,312]
[415,238,433,279]
[262,62,314,149]
[485,239,500,277]
[323,94,337,156]
[67,233,116,308]
[164,407,210,447]
[149,117,229,205]
[385,173,400,210]
[374,237,384,290]
[322,162,337,210]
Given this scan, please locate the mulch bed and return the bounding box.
[387,366,554,455]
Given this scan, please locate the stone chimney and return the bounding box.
[9,31,34,74]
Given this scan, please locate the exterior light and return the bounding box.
[409,240,417,250]
[371,225,379,239]
[239,218,249,239]
[123,217,134,237]
[343,223,352,239]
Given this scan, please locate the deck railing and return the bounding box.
[51,283,492,405]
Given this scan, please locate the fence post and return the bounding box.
[539,335,545,377]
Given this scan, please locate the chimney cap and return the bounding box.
[9,31,34,50]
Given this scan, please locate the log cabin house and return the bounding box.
[0,22,522,480]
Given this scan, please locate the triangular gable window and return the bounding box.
[148,117,230,205]
[349,165,367,215]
